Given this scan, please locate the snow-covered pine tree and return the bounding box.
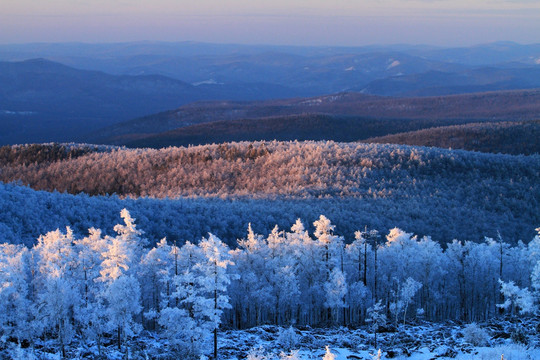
[313,216,345,322]
[103,275,142,355]
[367,300,387,349]
[0,244,31,343]
[159,267,210,358]
[324,268,347,325]
[232,224,272,327]
[196,234,235,360]
[141,238,174,329]
[99,210,145,355]
[32,227,79,358]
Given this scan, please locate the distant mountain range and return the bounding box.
[357,67,540,96]
[0,58,296,144]
[0,41,539,147]
[2,42,540,96]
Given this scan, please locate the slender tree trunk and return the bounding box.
[374,243,378,302]
[97,334,102,357]
[363,241,367,286]
[118,326,121,350]
[60,321,66,359]
[214,263,218,360]
[498,232,504,315]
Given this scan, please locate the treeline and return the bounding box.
[0,141,538,244]
[0,143,103,167]
[366,120,540,155]
[119,115,483,149]
[1,210,539,358]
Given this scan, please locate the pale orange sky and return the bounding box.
[1,0,539,45]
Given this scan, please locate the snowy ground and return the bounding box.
[219,318,540,360]
[3,318,539,359]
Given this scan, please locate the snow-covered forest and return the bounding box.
[1,141,539,245]
[1,209,540,358]
[1,140,539,358]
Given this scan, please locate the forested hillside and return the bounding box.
[0,141,538,245]
[366,120,540,155]
[93,89,540,146]
[119,115,482,148]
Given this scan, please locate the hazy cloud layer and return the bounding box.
[0,0,538,45]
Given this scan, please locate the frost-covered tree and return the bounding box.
[277,326,299,351]
[196,234,235,359]
[498,280,536,315]
[103,275,142,354]
[100,209,146,282]
[0,244,31,342]
[314,216,345,322]
[231,224,271,327]
[36,278,79,357]
[74,228,107,305]
[530,228,540,296]
[389,277,422,325]
[367,300,387,349]
[97,210,145,356]
[346,229,373,324]
[157,262,211,358]
[141,237,174,327]
[349,230,370,286]
[32,227,79,358]
[158,306,198,357]
[324,268,347,324]
[266,225,301,325]
[313,215,344,271]
[99,235,131,282]
[72,228,109,354]
[286,219,324,325]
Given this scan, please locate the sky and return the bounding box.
[1,0,539,46]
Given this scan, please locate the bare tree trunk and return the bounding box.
[214,264,218,360]
[118,326,121,350]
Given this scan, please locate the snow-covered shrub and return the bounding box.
[277,326,299,351]
[246,347,272,360]
[279,350,301,359]
[299,332,316,347]
[7,344,36,360]
[510,326,528,345]
[246,348,301,360]
[462,323,489,346]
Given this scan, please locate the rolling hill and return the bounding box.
[365,120,540,155]
[119,115,481,149]
[94,89,540,148]
[1,42,540,146]
[0,141,538,244]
